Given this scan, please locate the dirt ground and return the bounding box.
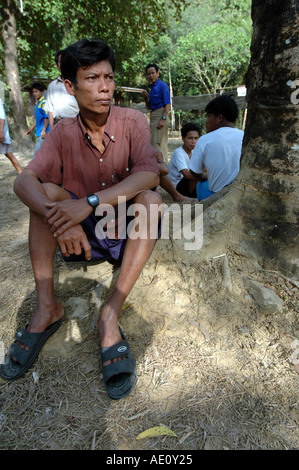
[0,139,298,451]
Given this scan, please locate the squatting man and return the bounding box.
[0,38,163,401]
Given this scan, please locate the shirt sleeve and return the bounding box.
[45,83,54,113]
[189,139,205,174]
[172,148,189,172]
[41,100,49,119]
[25,129,63,184]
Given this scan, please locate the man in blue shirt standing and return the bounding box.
[142,64,170,162]
[26,82,50,157]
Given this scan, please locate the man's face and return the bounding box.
[182,130,199,152]
[32,88,43,100]
[65,60,115,115]
[146,67,159,84]
[206,113,222,133]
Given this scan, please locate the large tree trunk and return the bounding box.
[236,0,299,276]
[1,0,28,140]
[153,0,299,278]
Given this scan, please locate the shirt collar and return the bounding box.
[77,106,116,147]
[149,77,161,89]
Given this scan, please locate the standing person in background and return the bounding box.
[45,50,79,129]
[142,64,170,162]
[25,82,50,158]
[0,98,22,174]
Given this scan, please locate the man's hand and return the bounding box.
[45,198,92,238]
[40,130,46,139]
[0,131,5,143]
[57,224,92,260]
[157,118,165,129]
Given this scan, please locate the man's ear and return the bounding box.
[64,79,76,96]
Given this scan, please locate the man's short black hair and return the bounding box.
[181,122,201,138]
[31,82,46,92]
[146,63,159,73]
[205,95,239,122]
[61,38,116,85]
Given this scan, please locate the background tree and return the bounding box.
[1,0,28,139]
[237,0,298,275]
[171,23,251,95]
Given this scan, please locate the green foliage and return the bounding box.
[134,0,252,95]
[171,22,251,95]
[0,0,184,84]
[0,0,252,117]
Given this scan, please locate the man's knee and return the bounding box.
[43,183,72,202]
[135,189,162,208]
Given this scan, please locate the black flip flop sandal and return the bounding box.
[0,319,62,381]
[100,327,137,400]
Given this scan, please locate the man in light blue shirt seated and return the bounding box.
[189,95,244,201]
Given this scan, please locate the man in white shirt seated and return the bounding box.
[46,50,79,128]
[189,95,244,201]
[168,122,200,199]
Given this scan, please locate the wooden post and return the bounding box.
[169,61,175,137]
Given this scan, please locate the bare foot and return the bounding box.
[97,304,124,367]
[11,302,64,359]
[26,301,64,333]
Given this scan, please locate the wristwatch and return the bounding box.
[87,194,100,211]
[162,116,166,120]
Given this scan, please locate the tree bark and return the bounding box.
[1,0,28,140]
[153,0,299,277]
[237,0,299,276]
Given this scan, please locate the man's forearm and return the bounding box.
[43,171,160,238]
[42,118,49,132]
[93,171,159,208]
[48,112,54,129]
[0,119,5,142]
[162,104,170,118]
[190,169,207,181]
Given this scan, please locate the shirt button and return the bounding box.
[101,182,106,187]
[99,158,103,162]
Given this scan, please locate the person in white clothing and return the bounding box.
[0,98,22,173]
[189,95,244,200]
[168,122,201,198]
[46,50,79,128]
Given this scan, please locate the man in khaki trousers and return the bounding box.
[142,64,170,161]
